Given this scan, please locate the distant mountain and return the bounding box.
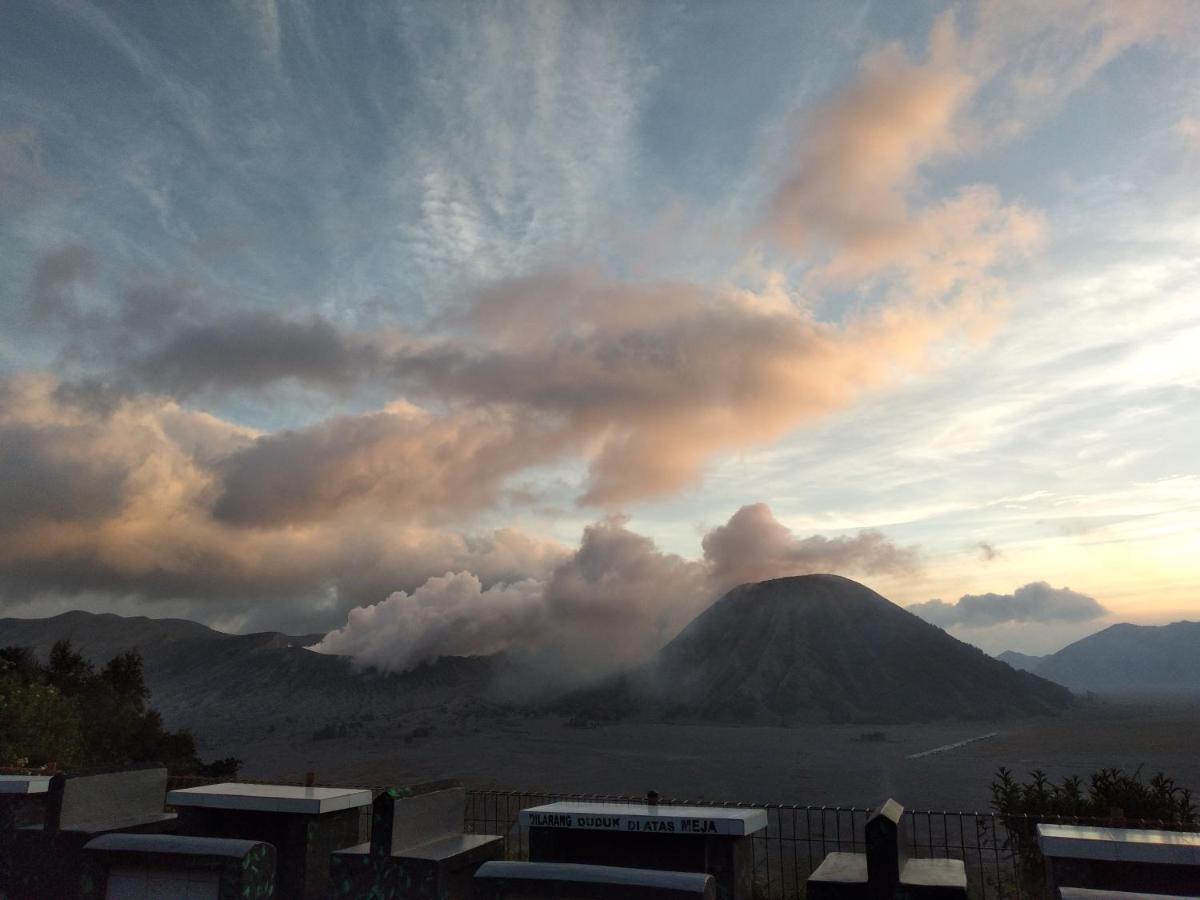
[996,650,1044,672]
[1032,621,1200,694]
[0,611,499,738]
[0,610,225,664]
[570,575,1072,724]
[3,580,1081,743]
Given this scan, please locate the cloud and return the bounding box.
[976,541,999,562]
[131,312,374,396]
[764,0,1186,294]
[0,374,569,630]
[23,252,984,515]
[29,0,1135,521]
[0,366,923,649]
[766,18,974,263]
[394,270,986,507]
[702,502,920,590]
[316,516,713,682]
[30,246,98,321]
[907,581,1108,628]
[538,516,714,672]
[26,265,388,397]
[310,572,548,673]
[315,503,918,679]
[763,13,1043,296]
[0,372,922,675]
[210,403,565,527]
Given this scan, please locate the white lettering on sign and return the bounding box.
[528,814,574,827]
[519,804,766,837]
[577,816,621,829]
[526,814,721,834]
[626,819,675,832]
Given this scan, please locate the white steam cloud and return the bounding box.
[314,503,920,679]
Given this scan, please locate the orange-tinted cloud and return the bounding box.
[0,374,569,629]
[703,502,920,591]
[766,16,973,265]
[763,0,1185,294]
[394,271,985,508]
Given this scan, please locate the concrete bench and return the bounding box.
[807,799,967,899]
[79,832,276,899]
[2,763,177,899]
[328,785,503,898]
[474,860,717,899]
[1038,823,1200,896]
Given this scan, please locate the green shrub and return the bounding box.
[991,765,1196,824]
[0,641,239,776]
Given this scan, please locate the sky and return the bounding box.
[1,0,1198,670]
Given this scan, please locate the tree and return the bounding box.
[0,641,240,777]
[0,651,84,767]
[47,640,94,695]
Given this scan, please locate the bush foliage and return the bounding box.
[0,640,240,776]
[991,765,1196,824]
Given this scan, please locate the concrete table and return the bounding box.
[0,776,53,853]
[520,801,767,900]
[169,783,371,900]
[1038,823,1200,895]
[0,776,54,893]
[0,775,52,795]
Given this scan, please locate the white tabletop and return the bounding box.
[0,775,52,795]
[520,801,768,837]
[1038,823,1200,865]
[167,783,372,815]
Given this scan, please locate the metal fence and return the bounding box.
[463,789,1200,899]
[464,790,1025,899]
[156,778,1197,898]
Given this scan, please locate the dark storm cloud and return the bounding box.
[908,581,1108,628]
[25,251,383,396]
[132,312,372,395]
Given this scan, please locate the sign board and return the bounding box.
[520,802,767,837]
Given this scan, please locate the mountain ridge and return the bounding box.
[566,574,1072,724]
[1031,620,1200,694]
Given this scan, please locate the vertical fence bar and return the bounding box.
[977,814,988,899]
[992,812,1004,900]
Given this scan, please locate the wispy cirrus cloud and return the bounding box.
[2,0,1197,647]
